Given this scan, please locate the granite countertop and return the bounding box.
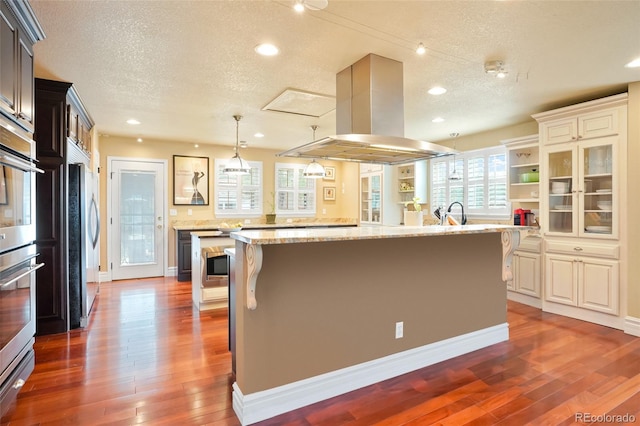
[173,221,356,231]
[231,224,536,245]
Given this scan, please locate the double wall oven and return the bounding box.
[0,124,42,418]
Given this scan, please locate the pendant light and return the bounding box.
[449,132,461,181]
[302,125,326,178]
[223,115,251,175]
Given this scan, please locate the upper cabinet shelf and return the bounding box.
[502,134,540,204]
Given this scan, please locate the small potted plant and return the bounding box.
[403,196,423,226]
[266,191,276,224]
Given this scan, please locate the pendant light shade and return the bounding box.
[223,115,251,175]
[303,125,325,178]
[449,132,462,181]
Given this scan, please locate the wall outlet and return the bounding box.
[395,321,404,339]
[244,219,251,224]
[286,218,292,223]
[169,209,177,216]
[322,208,326,215]
[187,208,192,216]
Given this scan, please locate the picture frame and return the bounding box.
[323,186,336,201]
[173,155,209,205]
[323,166,335,181]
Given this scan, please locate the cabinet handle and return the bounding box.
[12,379,25,389]
[574,247,583,251]
[17,112,27,119]
[577,135,583,139]
[571,136,577,140]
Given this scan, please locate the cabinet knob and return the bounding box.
[574,247,583,251]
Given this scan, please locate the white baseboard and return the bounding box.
[98,267,176,283]
[507,291,542,309]
[624,316,640,337]
[232,323,509,425]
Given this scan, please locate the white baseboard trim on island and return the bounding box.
[624,316,640,337]
[232,322,509,425]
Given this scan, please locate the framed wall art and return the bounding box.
[173,155,209,205]
[323,166,335,181]
[323,186,336,201]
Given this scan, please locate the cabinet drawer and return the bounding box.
[517,236,542,253]
[545,240,619,259]
[1,349,34,420]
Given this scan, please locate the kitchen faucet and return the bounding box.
[447,201,467,225]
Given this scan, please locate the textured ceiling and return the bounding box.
[31,0,640,151]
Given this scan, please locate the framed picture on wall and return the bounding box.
[323,166,335,181]
[173,155,209,205]
[323,186,336,201]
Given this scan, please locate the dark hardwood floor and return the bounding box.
[3,277,639,425]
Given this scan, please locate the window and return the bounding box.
[430,146,509,219]
[275,163,316,216]
[214,159,263,217]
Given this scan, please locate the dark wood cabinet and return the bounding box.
[177,229,196,281]
[34,78,94,335]
[0,1,41,133]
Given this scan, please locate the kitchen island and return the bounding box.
[228,224,527,425]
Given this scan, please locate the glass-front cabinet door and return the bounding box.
[580,138,615,237]
[360,172,382,224]
[544,136,616,237]
[546,146,576,234]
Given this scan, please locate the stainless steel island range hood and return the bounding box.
[277,53,456,165]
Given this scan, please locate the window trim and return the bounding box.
[430,145,510,220]
[214,159,263,218]
[274,162,317,217]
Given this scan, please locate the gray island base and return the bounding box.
[229,224,527,425]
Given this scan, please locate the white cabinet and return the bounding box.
[539,105,620,145]
[543,136,618,238]
[507,235,541,308]
[534,93,627,329]
[359,163,401,225]
[360,169,382,224]
[545,252,618,315]
[502,134,540,204]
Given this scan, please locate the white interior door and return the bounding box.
[109,158,166,280]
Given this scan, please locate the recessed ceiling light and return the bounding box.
[254,133,264,138]
[416,43,426,55]
[136,137,143,143]
[625,58,640,68]
[432,117,445,123]
[293,0,305,12]
[428,87,447,95]
[255,43,279,56]
[127,119,141,125]
[194,144,199,148]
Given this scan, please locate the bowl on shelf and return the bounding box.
[520,171,539,183]
[551,181,570,194]
[596,201,612,210]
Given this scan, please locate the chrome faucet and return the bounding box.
[447,201,467,225]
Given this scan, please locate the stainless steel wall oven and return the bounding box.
[0,124,42,419]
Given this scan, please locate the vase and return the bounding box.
[404,211,423,226]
